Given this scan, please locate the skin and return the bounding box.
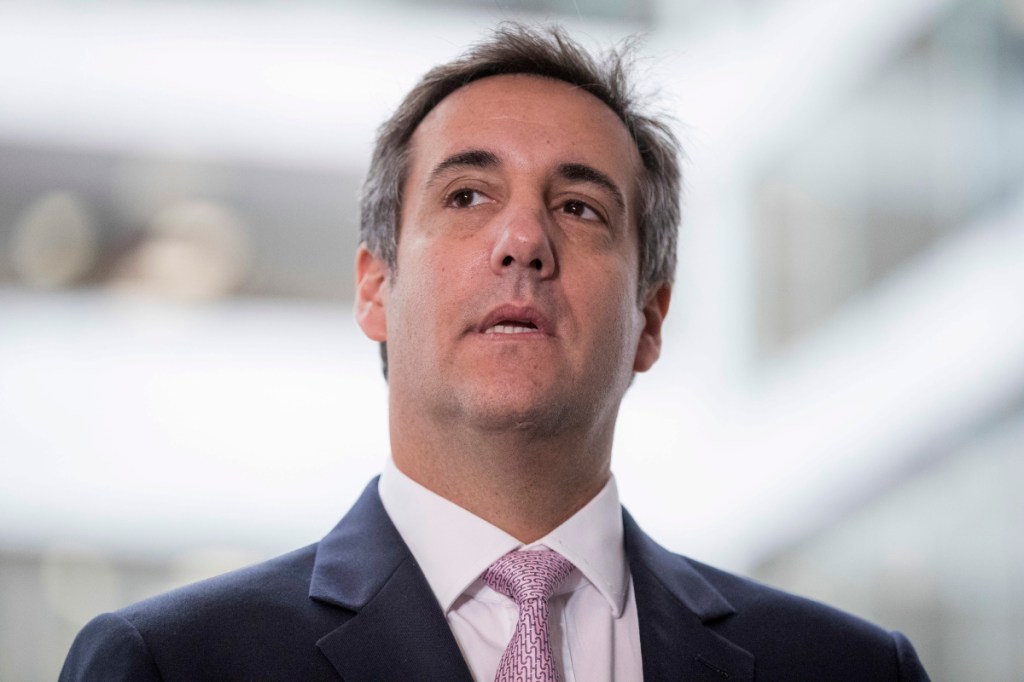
[356,74,671,542]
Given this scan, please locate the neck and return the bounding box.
[389,407,615,543]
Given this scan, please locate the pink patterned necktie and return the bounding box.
[483,549,575,682]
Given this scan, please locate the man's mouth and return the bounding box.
[477,305,551,336]
[484,321,539,335]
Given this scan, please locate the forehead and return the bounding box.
[406,74,642,187]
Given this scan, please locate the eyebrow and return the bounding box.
[425,151,626,212]
[427,149,500,186]
[557,163,626,212]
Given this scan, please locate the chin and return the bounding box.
[457,385,573,436]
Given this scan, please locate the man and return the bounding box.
[61,23,930,681]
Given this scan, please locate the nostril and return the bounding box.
[530,258,542,271]
[502,255,513,266]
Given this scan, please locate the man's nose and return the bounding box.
[488,203,557,279]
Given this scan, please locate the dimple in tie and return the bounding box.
[483,549,575,682]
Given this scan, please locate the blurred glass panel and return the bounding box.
[0,144,361,301]
[754,0,1024,354]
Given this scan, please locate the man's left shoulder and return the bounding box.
[687,558,929,679]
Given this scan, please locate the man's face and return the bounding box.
[357,74,667,435]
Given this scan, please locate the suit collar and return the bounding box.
[380,459,631,618]
[624,509,755,681]
[309,477,408,610]
[310,478,474,682]
[307,480,753,681]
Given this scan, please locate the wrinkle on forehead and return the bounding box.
[409,74,642,189]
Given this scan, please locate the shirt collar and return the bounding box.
[378,458,629,617]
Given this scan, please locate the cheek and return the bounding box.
[572,268,640,342]
[391,244,462,345]
[608,278,646,357]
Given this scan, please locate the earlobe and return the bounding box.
[633,284,671,373]
[355,243,388,342]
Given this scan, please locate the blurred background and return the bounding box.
[1,0,1022,679]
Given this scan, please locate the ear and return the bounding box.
[355,243,388,342]
[633,284,671,373]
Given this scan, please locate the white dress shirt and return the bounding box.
[378,458,643,682]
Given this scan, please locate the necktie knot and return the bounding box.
[483,549,575,604]
[482,550,575,682]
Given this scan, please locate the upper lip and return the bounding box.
[476,304,553,336]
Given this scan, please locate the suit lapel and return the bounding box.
[624,510,755,682]
[309,479,473,682]
[305,481,754,681]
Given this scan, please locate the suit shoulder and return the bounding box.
[684,558,928,679]
[117,543,321,631]
[60,612,162,681]
[125,540,313,610]
[688,557,887,639]
[62,543,351,680]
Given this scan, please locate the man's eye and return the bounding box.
[562,200,601,222]
[447,189,488,208]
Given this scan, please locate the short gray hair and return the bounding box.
[359,22,682,376]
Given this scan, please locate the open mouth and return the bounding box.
[484,320,539,335]
[477,305,550,336]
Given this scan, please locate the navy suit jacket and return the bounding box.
[61,479,930,681]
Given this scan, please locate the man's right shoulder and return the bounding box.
[59,543,353,682]
[116,543,319,628]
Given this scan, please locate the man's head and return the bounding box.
[354,23,680,438]
[360,22,681,306]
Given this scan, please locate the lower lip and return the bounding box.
[479,329,549,339]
